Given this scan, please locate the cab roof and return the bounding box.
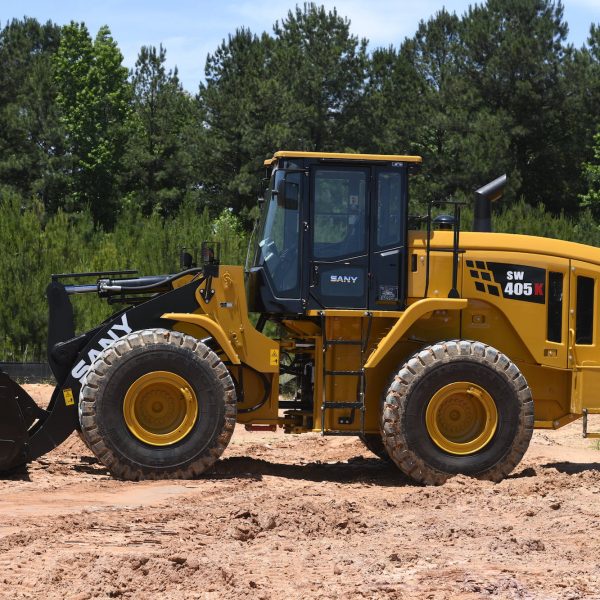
[264,150,423,167]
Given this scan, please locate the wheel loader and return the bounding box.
[2,150,599,484]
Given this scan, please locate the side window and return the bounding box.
[313,169,367,259]
[576,276,595,345]
[547,271,563,343]
[258,170,301,298]
[269,172,301,257]
[377,172,403,248]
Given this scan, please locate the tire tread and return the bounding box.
[79,329,236,480]
[382,339,534,485]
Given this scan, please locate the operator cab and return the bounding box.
[247,151,422,314]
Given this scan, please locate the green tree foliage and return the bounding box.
[579,26,600,216]
[122,45,201,216]
[2,7,600,360]
[402,9,513,203]
[459,0,595,212]
[363,44,424,157]
[271,3,369,151]
[54,23,131,228]
[200,27,275,215]
[2,8,600,219]
[200,3,369,215]
[580,130,600,216]
[0,190,248,361]
[0,192,97,360]
[0,18,68,211]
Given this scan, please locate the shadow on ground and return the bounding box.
[10,455,597,486]
[211,455,416,486]
[542,461,600,474]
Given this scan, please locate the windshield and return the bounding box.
[252,169,301,298]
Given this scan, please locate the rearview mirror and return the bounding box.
[257,177,268,209]
[276,179,299,210]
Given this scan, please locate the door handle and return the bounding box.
[568,327,577,366]
[311,265,319,287]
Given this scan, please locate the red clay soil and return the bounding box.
[1,384,599,599]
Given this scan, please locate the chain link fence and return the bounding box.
[0,362,54,383]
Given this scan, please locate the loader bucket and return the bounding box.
[0,371,39,471]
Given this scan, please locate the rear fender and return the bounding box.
[365,298,468,369]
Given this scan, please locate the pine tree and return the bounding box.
[54,23,131,228]
[0,18,68,211]
[580,130,600,217]
[122,44,201,216]
[199,27,274,214]
[271,3,369,151]
[461,0,573,211]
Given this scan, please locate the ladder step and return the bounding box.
[325,370,363,376]
[322,402,364,410]
[320,310,372,438]
[582,409,600,439]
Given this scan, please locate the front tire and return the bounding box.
[79,329,236,480]
[382,340,533,485]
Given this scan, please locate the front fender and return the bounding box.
[161,313,241,365]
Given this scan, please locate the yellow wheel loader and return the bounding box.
[1,150,598,484]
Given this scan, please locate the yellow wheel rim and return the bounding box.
[123,371,198,446]
[425,382,498,455]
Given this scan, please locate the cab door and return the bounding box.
[569,261,600,413]
[308,166,370,309]
[368,166,407,310]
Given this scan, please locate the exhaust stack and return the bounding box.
[473,174,507,232]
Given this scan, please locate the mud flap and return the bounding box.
[0,372,37,470]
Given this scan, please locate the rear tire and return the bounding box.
[382,340,533,485]
[359,433,390,461]
[79,329,236,480]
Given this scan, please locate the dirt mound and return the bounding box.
[1,385,600,599]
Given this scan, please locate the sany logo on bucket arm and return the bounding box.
[71,314,132,384]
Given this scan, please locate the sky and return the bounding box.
[3,0,600,92]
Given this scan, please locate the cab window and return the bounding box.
[376,171,403,248]
[576,276,595,345]
[313,169,367,259]
[256,170,301,298]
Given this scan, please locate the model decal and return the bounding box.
[466,260,546,304]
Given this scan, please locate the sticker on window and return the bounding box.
[379,285,399,301]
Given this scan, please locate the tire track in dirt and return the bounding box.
[1,387,600,599]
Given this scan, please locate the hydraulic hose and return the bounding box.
[64,268,205,296]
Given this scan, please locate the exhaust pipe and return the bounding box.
[473,174,507,232]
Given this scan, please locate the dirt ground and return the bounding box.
[1,386,600,600]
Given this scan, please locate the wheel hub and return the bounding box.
[123,371,198,446]
[425,382,498,455]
